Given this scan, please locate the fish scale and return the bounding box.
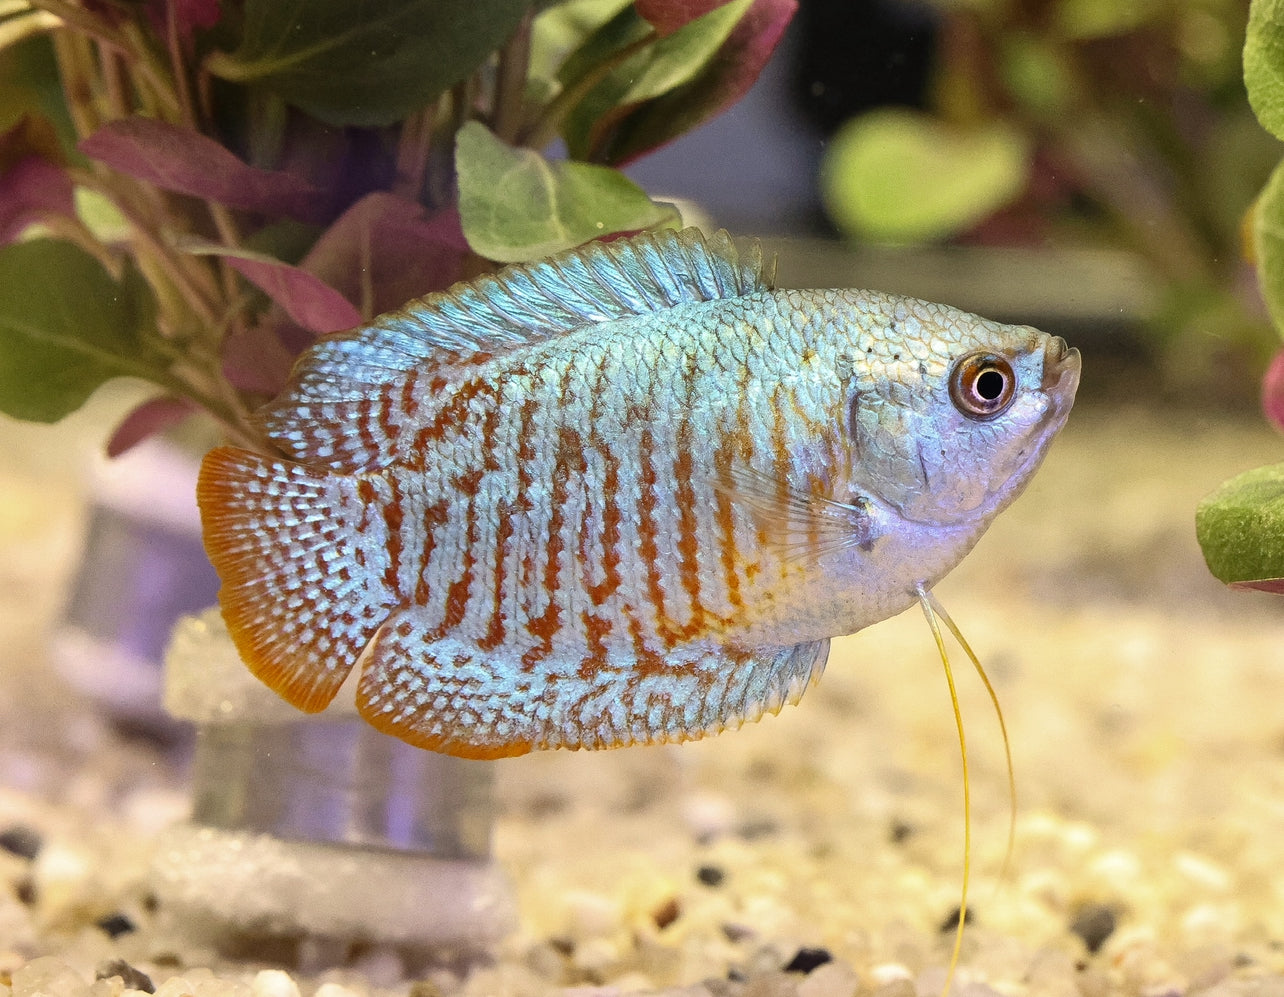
[199,227,1079,757]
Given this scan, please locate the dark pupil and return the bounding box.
[975,368,1006,401]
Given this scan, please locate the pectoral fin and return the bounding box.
[713,464,880,560]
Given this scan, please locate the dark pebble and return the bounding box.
[939,905,975,933]
[783,947,833,974]
[15,877,35,906]
[96,913,137,939]
[1070,904,1117,954]
[96,959,155,994]
[652,896,681,930]
[889,820,914,844]
[696,864,725,887]
[737,819,778,840]
[0,826,42,861]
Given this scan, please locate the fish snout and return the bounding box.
[1041,336,1081,395]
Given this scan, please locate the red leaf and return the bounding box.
[106,396,197,457]
[301,193,469,317]
[0,116,74,244]
[224,255,362,333]
[80,117,325,221]
[146,0,221,43]
[221,325,300,396]
[1230,578,1284,594]
[637,0,726,35]
[219,195,469,400]
[0,156,74,244]
[1263,349,1284,434]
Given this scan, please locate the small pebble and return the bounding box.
[796,961,860,997]
[889,821,914,844]
[696,865,726,887]
[96,960,155,995]
[652,896,681,930]
[314,984,362,997]
[738,819,778,841]
[783,948,833,975]
[95,913,136,939]
[868,964,913,985]
[0,828,40,862]
[154,976,198,997]
[1069,904,1117,955]
[870,979,915,997]
[938,906,974,933]
[740,969,799,995]
[12,957,86,995]
[250,969,300,997]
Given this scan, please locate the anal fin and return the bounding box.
[354,607,830,757]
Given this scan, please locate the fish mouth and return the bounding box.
[1042,335,1082,402]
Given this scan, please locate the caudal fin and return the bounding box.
[197,446,394,712]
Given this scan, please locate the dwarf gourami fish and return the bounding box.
[198,227,1080,760]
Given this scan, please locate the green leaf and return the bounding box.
[205,0,528,127]
[562,0,751,161]
[0,239,160,422]
[615,0,751,104]
[594,0,796,165]
[456,122,678,262]
[1245,0,1284,140]
[1196,463,1284,593]
[530,0,633,89]
[820,109,1031,245]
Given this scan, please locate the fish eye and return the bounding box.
[949,352,1016,419]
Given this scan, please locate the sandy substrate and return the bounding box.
[1,392,1283,997]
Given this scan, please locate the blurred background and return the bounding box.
[630,0,1278,406]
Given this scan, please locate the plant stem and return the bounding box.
[393,104,437,202]
[117,20,180,119]
[520,31,654,150]
[161,362,264,451]
[492,9,533,145]
[95,39,131,120]
[74,166,224,330]
[29,0,127,49]
[164,2,199,129]
[50,28,101,139]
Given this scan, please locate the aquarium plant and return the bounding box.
[0,0,792,454]
[1196,0,1284,594]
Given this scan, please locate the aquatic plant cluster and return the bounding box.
[0,0,792,453]
[1196,0,1284,594]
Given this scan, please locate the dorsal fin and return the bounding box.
[259,227,769,472]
